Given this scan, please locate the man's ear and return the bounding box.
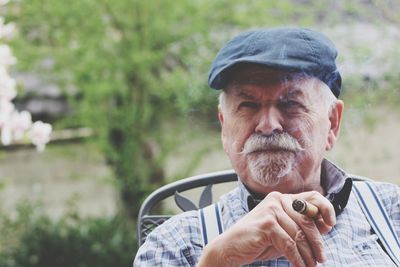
[218,108,224,125]
[326,100,344,151]
[218,109,229,154]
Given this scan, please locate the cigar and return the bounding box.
[292,199,319,219]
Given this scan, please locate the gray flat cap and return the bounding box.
[208,27,342,97]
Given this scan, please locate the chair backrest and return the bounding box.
[137,169,238,246]
[137,169,373,246]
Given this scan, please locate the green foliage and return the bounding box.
[0,203,136,267]
[8,0,221,218]
[6,0,400,228]
[7,0,324,219]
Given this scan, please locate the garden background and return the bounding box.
[1,0,400,266]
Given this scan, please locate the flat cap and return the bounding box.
[208,27,342,97]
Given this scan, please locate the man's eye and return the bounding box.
[239,102,259,109]
[282,100,299,107]
[279,100,304,110]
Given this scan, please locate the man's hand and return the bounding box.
[197,191,336,267]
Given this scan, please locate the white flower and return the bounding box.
[9,110,32,140]
[0,44,17,66]
[0,98,14,114]
[0,12,52,150]
[0,98,14,128]
[1,123,12,145]
[0,17,16,40]
[29,121,52,152]
[0,66,17,101]
[0,0,10,6]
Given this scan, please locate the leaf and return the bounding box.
[174,191,197,211]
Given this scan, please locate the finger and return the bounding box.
[294,191,336,228]
[266,192,319,265]
[268,223,307,267]
[295,216,325,265]
[293,191,336,229]
[314,216,333,234]
[277,215,316,265]
[281,195,326,264]
[292,230,318,267]
[292,199,319,218]
[265,200,317,265]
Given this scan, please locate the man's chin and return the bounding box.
[253,175,282,187]
[246,150,296,164]
[250,168,290,187]
[246,153,296,187]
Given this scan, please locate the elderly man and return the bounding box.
[134,27,400,266]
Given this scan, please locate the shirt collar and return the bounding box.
[241,159,353,216]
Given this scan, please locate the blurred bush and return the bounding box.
[4,0,399,220]
[0,203,136,267]
[3,0,347,220]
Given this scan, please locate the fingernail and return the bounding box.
[320,252,327,263]
[329,214,336,226]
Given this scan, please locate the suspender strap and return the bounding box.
[198,203,224,246]
[353,181,400,266]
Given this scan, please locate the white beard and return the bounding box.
[247,151,295,186]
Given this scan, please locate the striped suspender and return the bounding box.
[353,181,400,266]
[198,203,224,246]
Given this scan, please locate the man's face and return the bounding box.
[219,69,343,195]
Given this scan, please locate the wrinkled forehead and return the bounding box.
[224,64,325,99]
[225,64,311,88]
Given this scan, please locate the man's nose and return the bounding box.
[255,107,283,135]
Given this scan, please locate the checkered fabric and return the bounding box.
[134,160,400,266]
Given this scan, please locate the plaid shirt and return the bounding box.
[134,160,400,266]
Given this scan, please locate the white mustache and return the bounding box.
[242,133,304,154]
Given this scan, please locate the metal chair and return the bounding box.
[137,169,238,246]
